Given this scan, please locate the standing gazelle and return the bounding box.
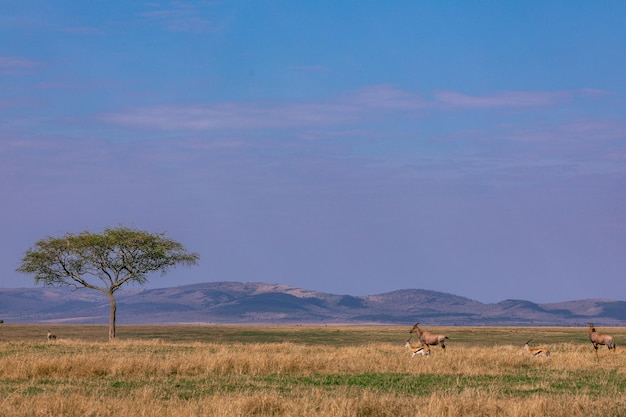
[524,339,550,358]
[588,322,615,358]
[409,323,449,351]
[47,330,57,342]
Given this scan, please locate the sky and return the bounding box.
[1,1,625,304]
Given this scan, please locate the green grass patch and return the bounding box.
[255,370,626,398]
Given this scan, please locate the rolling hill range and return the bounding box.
[1,281,626,326]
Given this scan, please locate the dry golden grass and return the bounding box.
[0,325,625,416]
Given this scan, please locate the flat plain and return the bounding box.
[1,324,625,416]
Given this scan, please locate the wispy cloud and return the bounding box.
[578,88,612,97]
[345,84,428,110]
[99,85,430,131]
[433,90,570,108]
[503,118,626,143]
[100,101,359,131]
[99,85,581,132]
[0,55,41,74]
[0,96,43,110]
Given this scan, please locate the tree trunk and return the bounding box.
[106,291,117,340]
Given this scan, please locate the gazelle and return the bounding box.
[524,339,550,358]
[588,323,615,357]
[47,331,57,341]
[409,323,449,351]
[405,338,430,358]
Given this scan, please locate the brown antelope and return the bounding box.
[47,331,57,341]
[588,322,615,357]
[405,338,430,358]
[409,323,449,351]
[524,339,550,358]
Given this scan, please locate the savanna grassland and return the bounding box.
[1,325,625,417]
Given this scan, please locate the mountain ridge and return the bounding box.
[0,281,624,326]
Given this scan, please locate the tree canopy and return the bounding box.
[17,226,200,339]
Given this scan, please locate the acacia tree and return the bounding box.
[17,226,200,340]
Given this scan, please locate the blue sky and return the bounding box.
[1,1,625,303]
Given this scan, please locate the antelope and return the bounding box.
[409,323,449,351]
[588,323,615,357]
[405,338,430,358]
[524,339,550,358]
[47,331,57,341]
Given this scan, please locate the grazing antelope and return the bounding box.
[47,331,57,342]
[409,323,449,351]
[405,338,430,358]
[524,339,550,358]
[588,322,615,357]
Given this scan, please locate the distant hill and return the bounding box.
[1,281,625,326]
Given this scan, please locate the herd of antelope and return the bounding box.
[42,322,619,359]
[405,322,617,359]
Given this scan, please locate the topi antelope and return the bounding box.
[524,339,550,358]
[588,322,615,358]
[409,323,449,351]
[405,338,430,358]
[47,331,57,341]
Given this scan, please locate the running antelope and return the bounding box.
[409,323,449,351]
[47,331,57,341]
[524,339,550,358]
[588,322,615,357]
[405,338,430,358]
